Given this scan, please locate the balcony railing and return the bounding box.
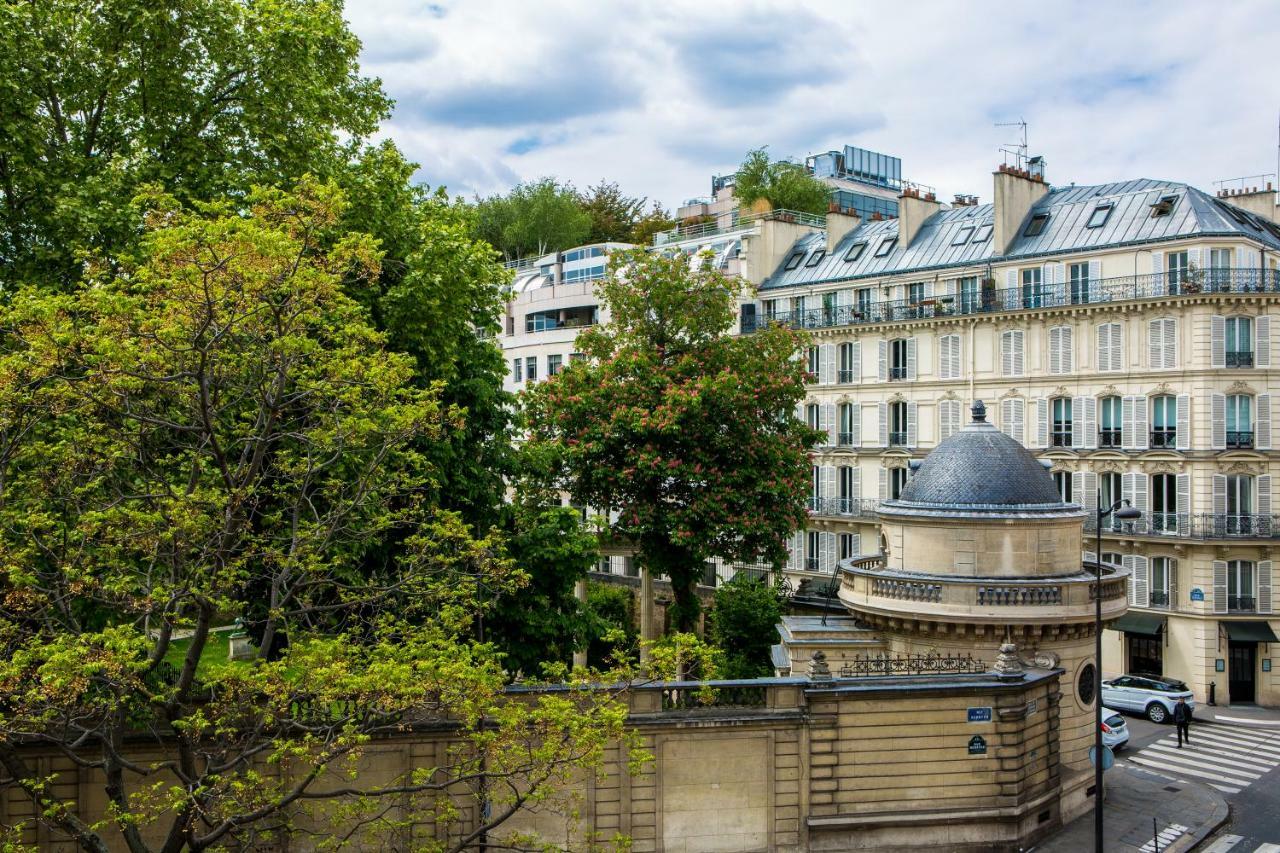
[1051,430,1072,447]
[1226,351,1254,368]
[809,497,881,519]
[653,208,826,247]
[888,365,908,381]
[1228,595,1256,612]
[1227,430,1254,449]
[888,431,907,446]
[754,268,1280,332]
[1087,513,1279,540]
[1099,428,1122,448]
[838,369,856,383]
[837,432,856,446]
[805,558,820,572]
[1149,429,1177,448]
[1150,590,1170,607]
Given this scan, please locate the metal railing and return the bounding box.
[1149,429,1177,448]
[837,432,856,446]
[888,431,907,446]
[838,369,856,383]
[653,208,826,247]
[836,653,986,678]
[1227,430,1255,448]
[755,268,1280,331]
[1051,430,1073,447]
[1099,429,1122,448]
[1227,595,1257,612]
[888,365,908,381]
[1149,590,1170,607]
[1226,351,1255,368]
[1086,513,1279,540]
[808,497,881,519]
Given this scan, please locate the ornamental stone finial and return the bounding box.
[807,650,832,682]
[993,641,1024,680]
[972,400,987,423]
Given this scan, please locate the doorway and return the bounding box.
[1127,633,1163,675]
[1228,641,1256,704]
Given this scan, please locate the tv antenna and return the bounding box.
[996,119,1029,170]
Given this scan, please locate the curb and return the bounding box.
[1179,799,1231,852]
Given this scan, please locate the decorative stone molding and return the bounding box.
[1151,382,1175,396]
[1099,384,1120,398]
[1143,460,1182,475]
[1093,460,1126,474]
[1222,461,1264,476]
[940,389,960,401]
[1001,388,1023,400]
[883,457,910,470]
[1227,380,1256,396]
[1049,460,1077,473]
[994,642,1025,680]
[1052,385,1070,398]
[888,392,907,404]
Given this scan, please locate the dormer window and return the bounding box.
[972,224,993,242]
[784,252,804,271]
[1086,204,1113,228]
[843,241,867,262]
[951,226,975,246]
[874,237,897,258]
[1023,213,1050,237]
[805,250,826,267]
[1150,195,1178,217]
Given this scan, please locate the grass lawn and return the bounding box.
[162,631,255,677]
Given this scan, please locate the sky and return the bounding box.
[345,0,1280,212]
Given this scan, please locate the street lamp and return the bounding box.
[1094,496,1141,852]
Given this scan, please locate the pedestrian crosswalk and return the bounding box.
[1201,835,1280,853]
[1118,719,1280,795]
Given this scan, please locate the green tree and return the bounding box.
[628,200,679,247]
[585,582,639,669]
[709,576,786,679]
[522,249,819,632]
[475,177,592,260]
[732,147,831,215]
[579,180,646,244]
[0,183,635,852]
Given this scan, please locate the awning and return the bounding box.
[1113,613,1166,636]
[1223,621,1280,643]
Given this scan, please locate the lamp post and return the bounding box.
[1094,496,1141,852]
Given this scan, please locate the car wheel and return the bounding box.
[1146,703,1168,724]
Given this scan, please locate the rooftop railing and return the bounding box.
[755,268,1280,332]
[653,208,826,247]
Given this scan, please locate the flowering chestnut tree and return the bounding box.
[522,249,818,630]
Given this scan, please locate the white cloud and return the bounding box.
[347,0,1280,209]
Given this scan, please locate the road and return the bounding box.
[1112,710,1280,850]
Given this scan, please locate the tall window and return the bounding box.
[839,465,857,513]
[1099,396,1122,447]
[1100,473,1122,529]
[1052,397,1073,447]
[805,403,820,431]
[525,356,538,382]
[1069,262,1090,304]
[822,291,837,324]
[958,276,979,313]
[1166,250,1189,292]
[806,531,821,572]
[1053,471,1073,502]
[1227,560,1255,612]
[809,466,821,512]
[1226,395,1253,448]
[839,403,857,446]
[548,354,564,376]
[512,358,523,383]
[1150,395,1177,448]
[888,402,907,446]
[1225,475,1254,535]
[1151,474,1177,533]
[839,533,858,561]
[1208,248,1232,290]
[1226,317,1254,367]
[889,338,909,380]
[807,345,820,378]
[1021,267,1044,308]
[856,288,872,316]
[1151,557,1174,607]
[907,282,925,305]
[1001,330,1025,377]
[839,342,857,383]
[890,467,909,499]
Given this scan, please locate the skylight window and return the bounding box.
[843,241,867,262]
[874,237,897,258]
[1150,195,1179,217]
[972,224,993,242]
[1216,200,1253,227]
[951,226,975,246]
[783,252,804,271]
[805,250,826,267]
[1023,213,1050,237]
[1086,204,1113,228]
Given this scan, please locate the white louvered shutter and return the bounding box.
[1211,315,1226,368]
[939,400,960,441]
[820,343,836,385]
[878,402,889,447]
[1048,327,1061,375]
[906,337,917,380]
[878,339,888,381]
[1258,316,1271,367]
[786,531,802,571]
[951,335,962,378]
[1188,247,1201,273]
[1081,472,1098,516]
[821,465,836,503]
[1257,394,1271,450]
[1125,555,1149,608]
[1001,398,1025,445]
[1213,560,1228,614]
[1134,395,1148,450]
[1072,396,1086,448]
[1148,319,1164,369]
[1176,394,1191,450]
[1211,393,1227,449]
[1110,324,1123,371]
[849,341,861,383]
[821,403,837,446]
[1259,474,1272,517]
[1089,260,1102,289]
[1072,472,1084,507]
[1036,398,1050,448]
[1082,396,1097,449]
[1260,561,1273,615]
[1096,325,1109,371]
[1212,474,1228,516]
[1122,396,1135,449]
[1061,325,1073,373]
[879,466,888,500]
[820,532,836,574]
[1163,318,1177,369]
[906,401,918,447]
[1006,269,1017,289]
[1122,471,1148,517]
[1177,473,1191,528]
[849,466,862,501]
[1152,251,1164,280]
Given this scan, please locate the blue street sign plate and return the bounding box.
[968,707,992,723]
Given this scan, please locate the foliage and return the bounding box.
[732,147,831,215]
[522,249,819,632]
[474,177,592,261]
[585,582,638,669]
[628,201,679,247]
[0,184,638,852]
[642,633,722,683]
[578,181,647,244]
[709,576,786,679]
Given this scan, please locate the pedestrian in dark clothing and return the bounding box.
[1173,697,1192,747]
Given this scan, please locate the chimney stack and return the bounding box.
[1219,183,1280,225]
[897,186,943,248]
[992,161,1050,253]
[825,204,861,252]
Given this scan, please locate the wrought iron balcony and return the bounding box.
[837,432,856,446]
[888,365,908,381]
[1227,430,1254,449]
[1086,513,1278,540]
[1149,590,1170,607]
[809,497,882,519]
[838,369,856,383]
[1149,429,1177,448]
[1098,428,1122,448]
[1226,351,1254,368]
[1051,429,1073,447]
[887,431,907,446]
[1228,595,1256,612]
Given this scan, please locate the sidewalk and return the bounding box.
[1031,765,1229,853]
[1189,703,1280,727]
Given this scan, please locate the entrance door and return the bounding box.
[1228,641,1256,703]
[1128,633,1163,676]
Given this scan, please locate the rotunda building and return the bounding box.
[839,401,1129,773]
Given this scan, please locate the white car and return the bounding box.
[1101,707,1129,751]
[1100,674,1195,723]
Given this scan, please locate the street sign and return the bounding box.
[968,735,987,756]
[1088,745,1114,770]
[967,706,992,723]
[1190,588,1205,602]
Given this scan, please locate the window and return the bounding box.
[1148,317,1177,369]
[1068,262,1091,304]
[888,402,907,446]
[570,352,586,363]
[526,310,560,332]
[506,315,515,336]
[822,291,837,323]
[1100,473,1122,528]
[805,403,820,431]
[1087,204,1114,228]
[1099,396,1122,447]
[1048,325,1073,375]
[1227,560,1255,612]
[1000,330,1024,377]
[1024,213,1050,237]
[838,465,857,512]
[938,398,962,441]
[1150,558,1174,607]
[999,398,1025,444]
[1097,322,1122,372]
[1209,248,1232,290]
[806,345,820,378]
[1225,475,1254,534]
[889,338,909,380]
[1150,195,1178,217]
[838,342,857,383]
[875,237,897,257]
[1052,397,1073,447]
[972,224,993,242]
[1151,474,1177,533]
[784,252,804,271]
[805,531,820,572]
[958,276,979,313]
[839,533,858,561]
[952,226,975,246]
[548,354,564,376]
[805,250,826,267]
[889,467,909,499]
[1101,552,1123,567]
[907,282,925,305]
[1150,395,1177,448]
[1021,267,1044,308]
[938,334,961,380]
[856,288,873,316]
[1053,471,1073,502]
[1166,251,1189,290]
[1226,394,1253,448]
[844,242,867,262]
[512,358,523,383]
[525,356,538,382]
[838,403,857,446]
[1226,317,1253,367]
[762,299,778,320]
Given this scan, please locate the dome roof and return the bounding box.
[881,401,1081,519]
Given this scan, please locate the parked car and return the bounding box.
[1101,707,1130,751]
[1100,674,1195,723]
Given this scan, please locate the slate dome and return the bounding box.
[880,401,1080,518]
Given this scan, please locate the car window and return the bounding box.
[1132,678,1155,690]
[1105,714,1124,727]
[1111,677,1131,687]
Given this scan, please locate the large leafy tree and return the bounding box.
[578,181,646,244]
[709,577,786,679]
[474,177,592,261]
[733,147,831,215]
[522,250,818,631]
[0,184,634,852]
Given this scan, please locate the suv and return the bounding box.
[1100,674,1195,723]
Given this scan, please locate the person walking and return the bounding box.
[1173,696,1193,747]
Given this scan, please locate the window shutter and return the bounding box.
[951,335,962,378]
[1257,394,1271,450]
[1169,558,1178,604]
[820,343,836,385]
[1001,398,1025,445]
[1258,474,1271,517]
[1213,474,1227,516]
[1188,247,1201,271]
[1122,396,1135,449]
[1081,472,1098,516]
[1110,323,1123,372]
[1213,560,1228,614]
[1148,318,1163,369]
[1151,251,1164,277]
[1163,318,1177,369]
[821,465,836,502]
[1061,325,1073,373]
[1072,396,1086,447]
[850,340,862,383]
[1211,393,1227,449]
[906,337,917,380]
[1122,471,1148,516]
[1006,269,1017,289]
[906,401,918,447]
[795,402,805,423]
[836,288,853,308]
[820,532,836,573]
[850,466,862,501]
[1048,327,1061,375]
[1083,550,1097,566]
[850,533,861,558]
[1133,395,1148,450]
[821,403,837,446]
[852,403,862,446]
[1177,474,1191,526]
[878,402,889,447]
[1175,394,1191,450]
[1072,472,1084,507]
[1126,555,1149,608]
[878,339,888,381]
[1211,315,1226,368]
[1258,316,1271,367]
[1036,398,1050,448]
[1082,396,1097,449]
[1013,331,1024,376]
[1097,324,1111,371]
[879,466,888,500]
[1260,560,1274,615]
[1014,399,1025,445]
[1089,259,1102,285]
[1001,332,1013,376]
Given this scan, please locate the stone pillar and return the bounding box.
[573,578,588,669]
[639,564,655,663]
